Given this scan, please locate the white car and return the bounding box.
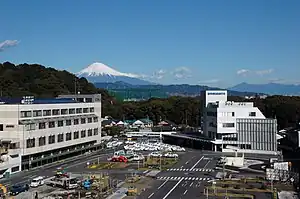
[149,152,162,157]
[133,155,144,161]
[164,153,179,158]
[30,176,44,187]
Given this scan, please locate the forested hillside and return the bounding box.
[1,62,300,130]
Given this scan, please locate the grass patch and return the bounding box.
[87,162,128,169]
[136,157,178,170]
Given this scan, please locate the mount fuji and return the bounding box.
[77,62,153,85]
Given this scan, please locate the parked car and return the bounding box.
[164,153,179,158]
[10,184,29,196]
[149,152,162,157]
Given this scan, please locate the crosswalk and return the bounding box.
[157,176,211,181]
[166,168,214,172]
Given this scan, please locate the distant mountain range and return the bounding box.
[76,62,264,99]
[94,81,262,98]
[229,82,300,96]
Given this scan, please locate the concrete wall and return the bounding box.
[225,157,244,167]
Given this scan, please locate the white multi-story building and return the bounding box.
[201,90,277,154]
[0,94,102,177]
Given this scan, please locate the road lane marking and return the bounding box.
[189,182,194,187]
[163,178,183,199]
[158,180,169,189]
[183,190,188,195]
[148,193,154,198]
[191,156,204,169]
[204,160,210,168]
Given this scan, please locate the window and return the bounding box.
[83,108,89,113]
[81,118,86,124]
[93,117,98,122]
[88,118,93,123]
[10,154,19,158]
[6,125,14,128]
[94,128,98,135]
[33,110,42,117]
[48,135,55,144]
[43,110,51,116]
[223,137,238,141]
[73,131,79,139]
[25,123,35,131]
[249,112,256,117]
[39,137,46,146]
[69,108,75,114]
[58,120,64,127]
[89,107,94,112]
[48,121,55,128]
[11,166,20,173]
[86,98,92,102]
[0,124,3,131]
[39,122,46,129]
[66,133,72,141]
[222,123,235,128]
[76,108,82,114]
[57,134,64,142]
[232,112,235,117]
[61,109,68,115]
[26,138,35,148]
[52,109,60,115]
[207,112,217,117]
[66,120,72,126]
[81,130,86,138]
[74,119,79,125]
[88,129,93,136]
[21,111,32,118]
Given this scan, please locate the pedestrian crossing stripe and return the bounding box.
[156,176,211,181]
[167,168,214,172]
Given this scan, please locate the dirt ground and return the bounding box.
[122,176,155,198]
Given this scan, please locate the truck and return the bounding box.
[45,176,79,189]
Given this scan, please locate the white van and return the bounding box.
[30,176,44,187]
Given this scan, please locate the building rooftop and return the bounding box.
[0,97,78,105]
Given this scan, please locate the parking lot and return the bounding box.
[2,139,296,199]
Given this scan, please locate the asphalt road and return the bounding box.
[138,150,220,199]
[0,148,116,186]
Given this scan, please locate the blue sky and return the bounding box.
[1,0,299,87]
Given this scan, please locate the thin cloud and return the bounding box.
[0,40,19,52]
[256,69,273,75]
[172,67,192,79]
[237,68,273,76]
[150,69,166,80]
[236,69,250,76]
[269,78,300,85]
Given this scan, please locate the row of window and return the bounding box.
[26,128,99,148]
[222,123,235,128]
[0,124,15,131]
[25,117,98,131]
[208,112,256,117]
[21,107,95,118]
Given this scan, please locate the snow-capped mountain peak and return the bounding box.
[77,62,138,78]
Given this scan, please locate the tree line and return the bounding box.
[104,95,300,130]
[1,62,299,130]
